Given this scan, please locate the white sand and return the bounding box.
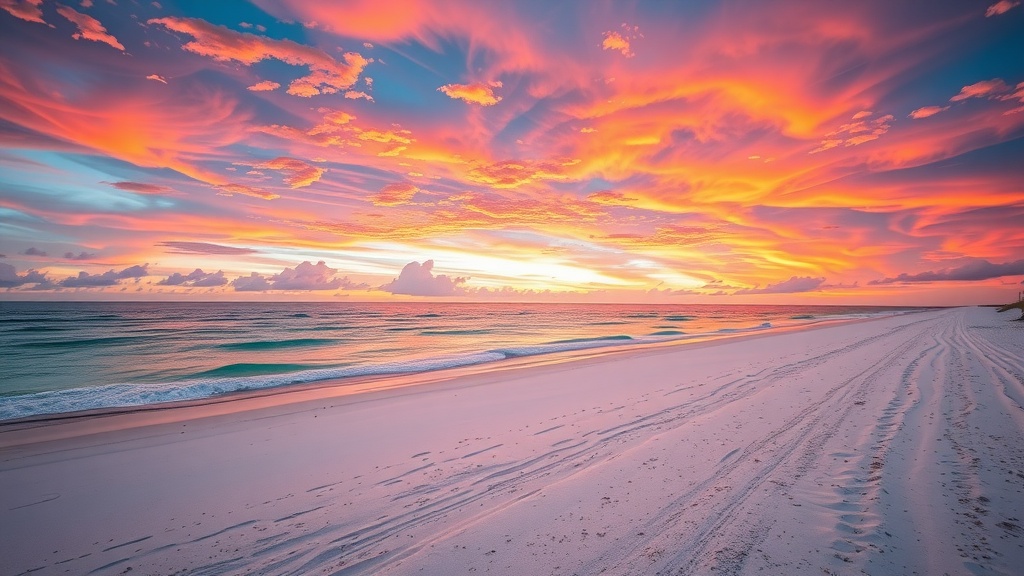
[2,307,1023,575]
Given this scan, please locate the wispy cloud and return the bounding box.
[149,16,369,97]
[157,241,257,256]
[869,259,1024,285]
[0,0,45,24]
[734,276,826,295]
[985,0,1020,17]
[438,81,502,106]
[56,4,124,51]
[908,105,949,119]
[950,79,1010,102]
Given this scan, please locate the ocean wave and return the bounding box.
[0,352,507,421]
[13,335,142,349]
[420,329,494,336]
[216,338,340,351]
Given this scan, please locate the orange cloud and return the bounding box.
[950,79,1010,102]
[149,16,369,97]
[257,157,324,188]
[602,31,633,58]
[603,24,641,58]
[909,105,948,119]
[146,74,168,84]
[465,159,570,189]
[56,5,125,51]
[247,80,280,91]
[811,112,893,153]
[344,90,373,101]
[438,81,502,106]
[0,0,44,23]
[372,182,418,206]
[985,0,1020,16]
[215,183,278,200]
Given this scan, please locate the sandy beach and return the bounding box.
[2,306,1022,575]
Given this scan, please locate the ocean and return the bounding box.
[0,301,923,420]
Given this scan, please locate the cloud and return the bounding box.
[811,112,893,153]
[986,1,1020,16]
[56,4,125,51]
[22,247,47,256]
[602,31,634,58]
[908,105,949,119]
[108,181,172,194]
[257,157,324,188]
[146,74,168,84]
[344,90,373,101]
[603,24,642,57]
[230,272,272,291]
[215,183,279,199]
[64,251,96,260]
[158,268,227,287]
[734,276,826,295]
[0,263,49,287]
[0,0,45,24]
[950,79,1010,102]
[232,260,362,291]
[149,17,369,97]
[868,259,1024,285]
[371,182,418,206]
[247,80,280,91]
[999,81,1024,114]
[157,241,258,255]
[60,264,149,287]
[465,159,569,188]
[587,191,637,205]
[438,81,502,106]
[381,259,466,296]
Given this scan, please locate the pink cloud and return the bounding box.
[602,31,633,58]
[56,4,125,51]
[372,182,418,206]
[247,80,280,91]
[215,183,279,200]
[908,105,949,119]
[146,74,167,84]
[257,156,324,188]
[811,112,893,153]
[985,0,1020,16]
[603,24,642,58]
[108,181,171,194]
[734,276,826,295]
[0,0,44,23]
[382,259,466,296]
[232,261,361,291]
[344,90,374,101]
[949,79,1010,102]
[438,81,502,106]
[149,16,369,97]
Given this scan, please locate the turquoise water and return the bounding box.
[0,302,923,419]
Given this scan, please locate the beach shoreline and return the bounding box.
[0,308,921,441]
[2,306,1022,575]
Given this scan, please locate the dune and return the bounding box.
[1,307,1022,575]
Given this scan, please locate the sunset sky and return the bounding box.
[1,0,1022,305]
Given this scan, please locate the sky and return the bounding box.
[0,0,1022,305]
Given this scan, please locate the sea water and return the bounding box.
[0,301,923,420]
